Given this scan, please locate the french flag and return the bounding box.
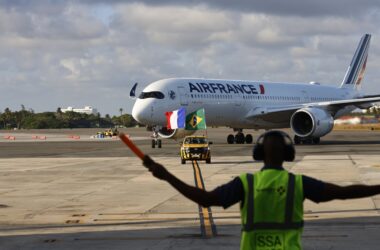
[165,108,186,129]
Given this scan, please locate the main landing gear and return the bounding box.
[294,135,320,145]
[151,127,162,148]
[227,129,253,144]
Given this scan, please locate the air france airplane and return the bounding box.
[131,34,380,145]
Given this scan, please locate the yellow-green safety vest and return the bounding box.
[239,169,304,250]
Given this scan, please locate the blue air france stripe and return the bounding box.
[345,34,370,85]
[188,82,265,95]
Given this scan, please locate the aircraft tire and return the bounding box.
[227,134,235,144]
[294,135,301,145]
[245,134,253,144]
[235,133,245,144]
[158,139,162,148]
[151,140,156,148]
[312,137,320,144]
[181,159,186,164]
[303,138,313,144]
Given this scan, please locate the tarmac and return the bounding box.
[1,128,380,249]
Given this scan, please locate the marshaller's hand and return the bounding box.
[143,155,169,181]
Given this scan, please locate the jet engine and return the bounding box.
[157,127,195,139]
[290,108,334,138]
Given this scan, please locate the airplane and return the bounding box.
[131,34,380,146]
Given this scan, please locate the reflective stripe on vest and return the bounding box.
[242,172,304,231]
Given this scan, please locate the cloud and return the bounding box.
[0,1,380,115]
[110,4,237,49]
[76,0,380,17]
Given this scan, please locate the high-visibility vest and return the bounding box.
[239,169,304,250]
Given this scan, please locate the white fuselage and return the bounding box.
[132,78,359,129]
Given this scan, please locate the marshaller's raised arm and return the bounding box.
[320,182,380,202]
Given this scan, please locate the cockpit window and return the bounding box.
[139,91,165,99]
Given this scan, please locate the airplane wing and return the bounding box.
[245,105,302,123]
[246,96,380,122]
[361,94,380,98]
[311,96,380,109]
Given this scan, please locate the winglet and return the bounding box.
[130,83,138,99]
[341,34,371,89]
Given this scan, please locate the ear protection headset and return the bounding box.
[253,130,295,162]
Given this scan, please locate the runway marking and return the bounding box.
[191,160,217,238]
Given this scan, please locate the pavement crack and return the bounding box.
[348,155,356,165]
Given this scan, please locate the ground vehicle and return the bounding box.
[95,128,119,138]
[180,136,212,164]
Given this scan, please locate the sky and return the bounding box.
[1,0,380,115]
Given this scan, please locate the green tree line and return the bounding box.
[0,106,138,129]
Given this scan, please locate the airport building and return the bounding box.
[61,106,98,115]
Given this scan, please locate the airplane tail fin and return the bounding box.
[129,82,138,99]
[340,34,371,89]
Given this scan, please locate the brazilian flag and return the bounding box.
[185,108,207,130]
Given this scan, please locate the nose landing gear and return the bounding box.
[151,127,162,148]
[227,129,253,144]
[151,138,162,148]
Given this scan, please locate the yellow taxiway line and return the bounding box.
[191,160,217,238]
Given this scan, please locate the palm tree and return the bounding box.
[3,108,12,129]
[97,112,101,127]
[119,108,124,126]
[56,107,63,119]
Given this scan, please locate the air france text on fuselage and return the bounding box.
[188,82,265,95]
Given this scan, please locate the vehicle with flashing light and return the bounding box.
[180,136,212,164]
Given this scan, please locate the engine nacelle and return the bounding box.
[290,108,334,138]
[157,127,195,139]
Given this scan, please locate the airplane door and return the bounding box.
[234,91,245,107]
[177,86,189,106]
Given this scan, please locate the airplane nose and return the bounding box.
[132,100,145,124]
[131,99,166,126]
[132,99,155,124]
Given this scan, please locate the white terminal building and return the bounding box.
[61,106,98,115]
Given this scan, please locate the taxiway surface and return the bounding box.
[1,128,380,249]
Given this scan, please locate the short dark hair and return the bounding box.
[263,131,287,147]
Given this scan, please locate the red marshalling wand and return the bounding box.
[118,133,145,160]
